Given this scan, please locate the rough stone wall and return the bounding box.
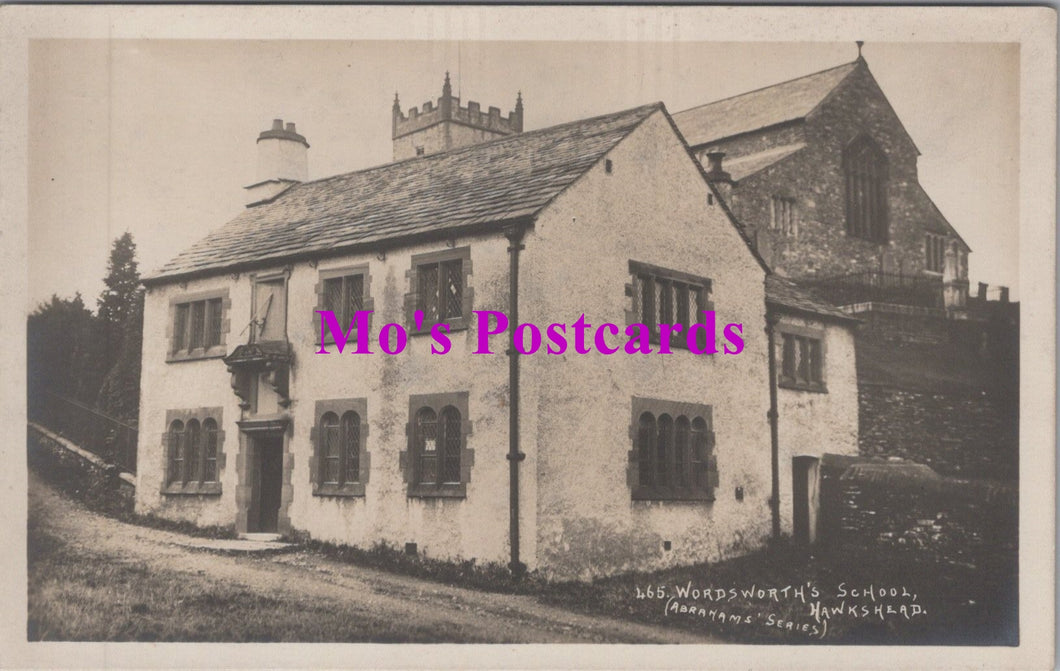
[521,111,774,580]
[710,63,962,281]
[819,461,1017,588]
[851,305,951,345]
[857,384,1018,480]
[137,232,522,566]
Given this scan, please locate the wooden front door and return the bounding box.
[252,433,284,533]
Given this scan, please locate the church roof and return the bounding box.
[672,61,859,148]
[724,143,807,181]
[145,103,664,284]
[765,275,859,325]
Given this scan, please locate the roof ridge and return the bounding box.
[674,60,858,117]
[286,101,665,191]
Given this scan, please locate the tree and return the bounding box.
[95,288,144,422]
[96,232,140,374]
[95,233,145,422]
[27,293,106,407]
[28,233,145,427]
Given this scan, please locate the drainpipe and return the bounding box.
[504,224,528,577]
[765,308,781,540]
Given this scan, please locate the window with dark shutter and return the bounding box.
[404,392,472,498]
[164,408,225,494]
[173,305,189,352]
[628,261,713,350]
[167,420,185,485]
[415,407,438,485]
[629,398,716,501]
[185,419,201,483]
[441,407,462,484]
[412,406,463,485]
[203,418,219,482]
[311,398,369,497]
[316,265,374,344]
[321,412,341,484]
[778,326,827,392]
[189,303,205,350]
[343,412,361,485]
[637,413,655,487]
[168,291,228,361]
[406,248,473,333]
[419,260,465,321]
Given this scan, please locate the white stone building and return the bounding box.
[137,87,858,579]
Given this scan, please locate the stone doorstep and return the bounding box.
[240,532,283,542]
[175,535,295,554]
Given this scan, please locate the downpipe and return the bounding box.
[505,225,528,577]
[765,309,781,541]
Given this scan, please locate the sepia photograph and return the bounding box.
[1,5,1054,670]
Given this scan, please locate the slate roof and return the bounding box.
[724,143,807,181]
[765,275,859,325]
[145,103,663,284]
[672,61,859,148]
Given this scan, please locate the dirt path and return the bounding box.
[29,472,716,643]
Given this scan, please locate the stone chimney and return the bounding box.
[245,119,309,207]
[977,282,988,301]
[703,151,734,203]
[999,286,1009,303]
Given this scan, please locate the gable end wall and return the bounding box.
[713,65,968,281]
[520,110,773,580]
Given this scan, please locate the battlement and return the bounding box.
[392,73,523,160]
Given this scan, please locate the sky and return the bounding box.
[27,39,1019,310]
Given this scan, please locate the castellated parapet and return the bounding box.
[392,72,523,161]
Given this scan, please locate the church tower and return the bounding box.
[392,73,523,161]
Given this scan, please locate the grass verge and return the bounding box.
[27,521,483,642]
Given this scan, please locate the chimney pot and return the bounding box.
[272,118,284,131]
[999,286,1009,303]
[704,151,733,184]
[977,282,988,300]
[285,122,296,133]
